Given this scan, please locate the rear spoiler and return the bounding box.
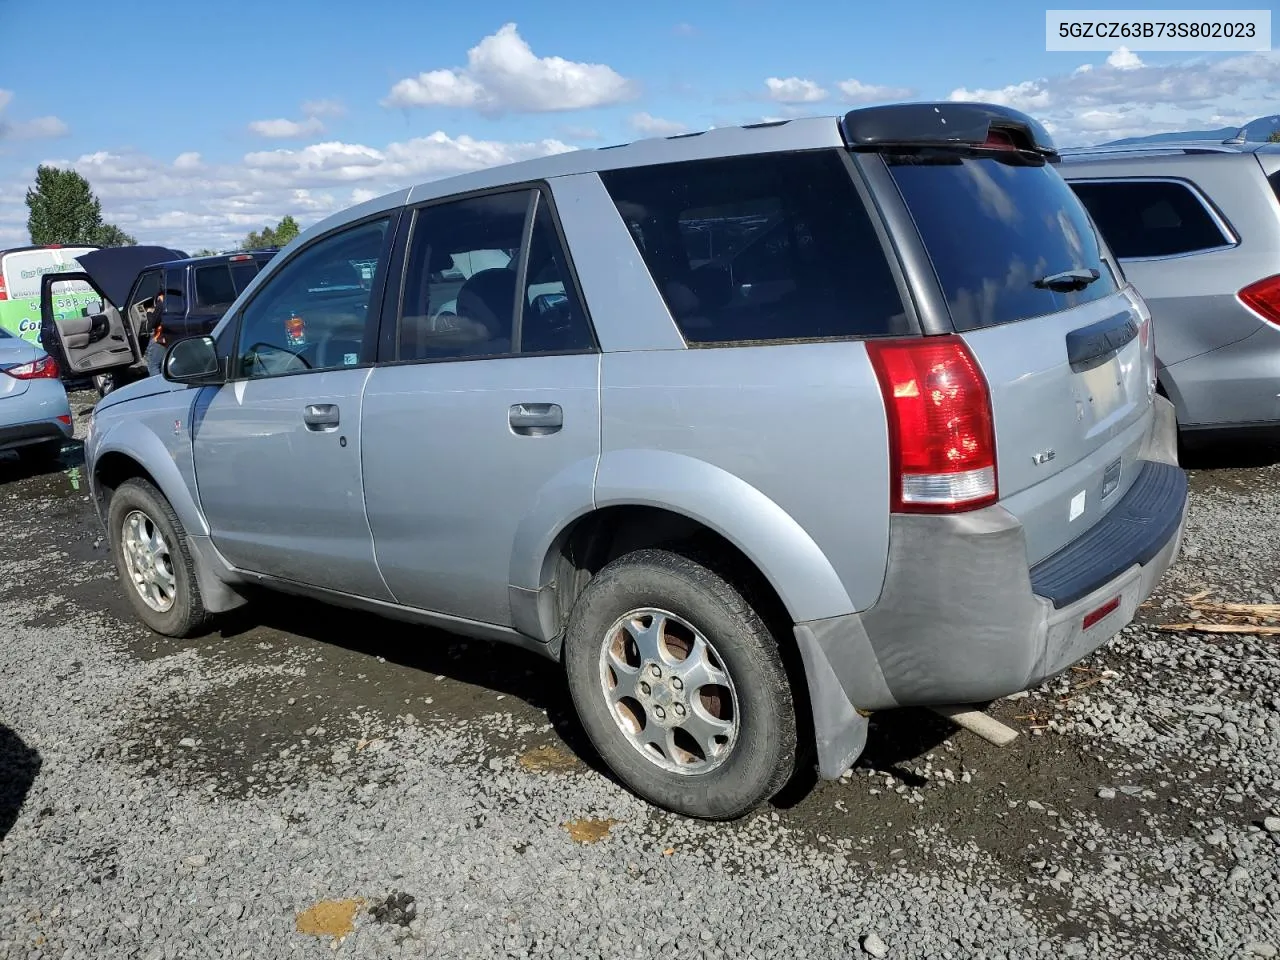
[840,101,1059,161]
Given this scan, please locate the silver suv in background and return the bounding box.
[1060,143,1280,446]
[83,103,1186,820]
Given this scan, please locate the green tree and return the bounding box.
[1268,130,1280,143]
[25,165,136,247]
[191,248,220,257]
[241,214,301,250]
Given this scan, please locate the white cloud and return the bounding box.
[1106,46,1143,71]
[629,112,687,136]
[838,79,916,104]
[948,79,1053,112]
[0,91,69,141]
[673,22,698,37]
[764,77,827,104]
[947,49,1280,145]
[7,129,577,252]
[384,23,637,114]
[248,116,326,139]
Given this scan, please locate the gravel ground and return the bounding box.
[0,393,1277,959]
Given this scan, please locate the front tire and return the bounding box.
[107,478,210,638]
[93,372,116,398]
[563,549,798,820]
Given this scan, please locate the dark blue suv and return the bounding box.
[41,248,277,396]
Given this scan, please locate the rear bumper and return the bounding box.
[795,396,1187,777]
[0,380,74,451]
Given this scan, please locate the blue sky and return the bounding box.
[1,0,1276,250]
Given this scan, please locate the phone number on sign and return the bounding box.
[1059,20,1257,38]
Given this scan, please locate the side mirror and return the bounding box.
[164,336,225,385]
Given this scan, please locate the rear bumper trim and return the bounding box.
[1029,460,1187,609]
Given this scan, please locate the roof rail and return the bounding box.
[1058,141,1249,161]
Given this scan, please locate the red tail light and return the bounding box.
[867,335,998,513]
[1239,275,1280,327]
[3,355,60,380]
[0,274,7,301]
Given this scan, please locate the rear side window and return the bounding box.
[1069,179,1233,260]
[195,265,237,307]
[599,150,908,344]
[1270,171,1280,206]
[888,153,1118,332]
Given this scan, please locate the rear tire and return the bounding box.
[107,478,211,638]
[563,548,798,820]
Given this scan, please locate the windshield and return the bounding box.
[887,152,1118,331]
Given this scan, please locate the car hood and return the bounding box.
[75,246,187,309]
[94,371,187,415]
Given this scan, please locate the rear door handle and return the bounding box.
[509,402,562,435]
[303,403,340,431]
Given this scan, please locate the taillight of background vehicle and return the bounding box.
[0,274,7,301]
[866,335,998,513]
[1239,275,1280,327]
[2,356,60,380]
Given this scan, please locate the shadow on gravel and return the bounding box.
[1180,437,1280,471]
[0,723,41,842]
[0,440,86,488]
[213,593,612,777]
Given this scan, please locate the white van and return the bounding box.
[0,245,99,345]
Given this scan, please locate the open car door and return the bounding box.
[39,271,141,377]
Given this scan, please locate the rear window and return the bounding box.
[1069,179,1233,260]
[887,153,1118,332]
[599,150,909,344]
[195,261,262,308]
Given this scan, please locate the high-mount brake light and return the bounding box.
[866,336,998,513]
[981,130,1018,151]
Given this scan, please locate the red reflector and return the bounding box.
[1083,597,1121,630]
[1239,275,1280,327]
[866,335,998,513]
[57,415,72,426]
[3,355,60,380]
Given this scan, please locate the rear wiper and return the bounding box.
[1033,268,1100,292]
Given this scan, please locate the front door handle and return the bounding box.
[509,402,562,436]
[304,403,340,431]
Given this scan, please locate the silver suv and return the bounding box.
[84,102,1187,820]
[1060,142,1280,445]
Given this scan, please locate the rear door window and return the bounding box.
[1069,178,1234,260]
[887,153,1118,331]
[599,150,909,344]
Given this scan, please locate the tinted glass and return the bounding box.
[1269,171,1280,208]
[230,261,260,294]
[519,198,595,354]
[399,191,530,361]
[194,265,238,307]
[163,268,185,304]
[887,153,1118,331]
[236,218,389,379]
[600,150,908,343]
[1070,179,1232,259]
